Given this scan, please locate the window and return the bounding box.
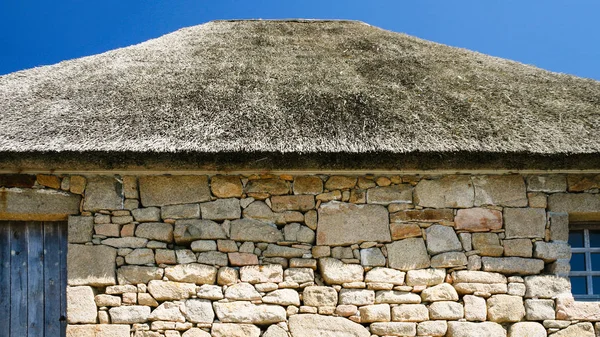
[569,225,600,300]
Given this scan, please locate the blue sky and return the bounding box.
[1,0,599,80]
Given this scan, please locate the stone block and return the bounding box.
[525,299,555,320]
[453,283,507,295]
[293,176,323,195]
[473,175,527,207]
[533,241,571,262]
[426,224,463,255]
[472,233,503,256]
[147,280,196,301]
[271,195,315,212]
[430,252,467,268]
[504,208,547,239]
[365,267,405,285]
[200,198,241,221]
[387,238,431,271]
[524,275,571,298]
[288,314,370,337]
[503,239,533,257]
[117,266,163,284]
[550,322,595,337]
[240,264,283,283]
[262,289,301,306]
[67,286,97,324]
[132,207,161,222]
[66,324,130,337]
[198,251,229,266]
[149,301,185,322]
[421,283,459,302]
[135,222,173,242]
[245,178,290,195]
[164,263,217,284]
[414,175,474,208]
[464,295,487,321]
[359,304,391,323]
[339,289,375,306]
[213,301,286,324]
[68,216,94,243]
[375,290,421,304]
[548,212,569,242]
[417,320,447,336]
[68,244,116,286]
[548,193,600,222]
[366,185,413,204]
[405,268,445,286]
[317,201,390,246]
[390,223,422,240]
[360,247,386,266]
[224,283,261,301]
[455,208,503,232]
[453,271,507,284]
[173,219,228,243]
[124,248,154,265]
[567,174,600,192]
[446,322,506,337]
[109,305,151,324]
[370,322,418,336]
[527,175,567,193]
[284,267,314,283]
[508,322,547,337]
[210,175,243,198]
[0,187,81,221]
[161,203,200,219]
[390,209,454,222]
[83,176,123,211]
[487,294,525,322]
[230,219,283,242]
[303,286,338,306]
[429,301,464,320]
[263,243,306,258]
[139,175,210,207]
[101,237,147,248]
[391,304,428,322]
[319,257,364,284]
[482,257,544,275]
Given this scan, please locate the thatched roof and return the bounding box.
[1,20,599,171]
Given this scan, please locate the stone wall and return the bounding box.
[3,173,600,337]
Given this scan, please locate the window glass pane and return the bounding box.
[590,230,600,248]
[571,253,586,271]
[592,253,600,271]
[570,276,587,295]
[569,230,584,248]
[594,277,600,295]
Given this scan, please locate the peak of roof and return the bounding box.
[1,20,599,170]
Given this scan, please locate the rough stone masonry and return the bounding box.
[3,173,600,337]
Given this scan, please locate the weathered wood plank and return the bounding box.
[0,222,11,337]
[27,222,44,337]
[59,222,68,337]
[10,223,28,336]
[44,223,61,337]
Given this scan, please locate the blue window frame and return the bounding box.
[569,227,600,300]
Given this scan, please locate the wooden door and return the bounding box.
[0,221,67,337]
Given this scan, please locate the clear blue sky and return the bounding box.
[1,0,599,80]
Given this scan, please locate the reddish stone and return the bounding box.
[390,209,454,223]
[567,174,600,192]
[455,208,502,232]
[37,174,61,189]
[228,252,259,266]
[390,223,422,240]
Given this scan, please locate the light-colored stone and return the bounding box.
[375,290,422,304]
[263,289,301,306]
[173,219,227,243]
[66,324,130,337]
[181,328,211,337]
[387,238,431,271]
[503,239,533,257]
[504,208,547,239]
[228,252,259,266]
[525,299,555,320]
[303,286,338,306]
[288,314,370,337]
[430,252,467,268]
[164,263,217,284]
[406,269,445,286]
[149,302,185,322]
[366,185,413,204]
[464,295,487,321]
[360,247,386,266]
[421,283,459,302]
[109,305,151,324]
[508,282,526,296]
[428,301,464,320]
[224,282,262,300]
[211,323,260,337]
[125,248,155,265]
[190,240,217,252]
[473,175,527,207]
[139,175,210,207]
[453,282,508,295]
[556,296,600,321]
[210,175,243,198]
[132,207,161,222]
[455,208,503,232]
[200,198,241,221]
[533,242,571,262]
[293,176,323,195]
[365,267,405,285]
[67,286,97,324]
[68,244,117,286]
[147,280,196,301]
[359,303,391,323]
[339,289,375,306]
[83,176,124,211]
[180,299,214,323]
[509,322,547,337]
[414,176,474,208]
[117,266,163,285]
[446,321,506,337]
[161,204,200,219]
[487,294,525,323]
[101,237,148,248]
[217,267,239,285]
[239,264,283,283]
[213,301,287,324]
[68,216,94,243]
[417,320,447,336]
[425,225,462,255]
[391,304,429,322]
[548,212,569,242]
[371,322,417,335]
[284,268,314,283]
[548,193,600,221]
[317,202,390,246]
[196,284,224,300]
[549,322,595,337]
[527,175,567,193]
[0,187,81,221]
[262,325,289,337]
[135,222,173,242]
[524,275,571,298]
[95,294,121,307]
[230,219,283,242]
[482,257,545,275]
[319,257,364,284]
[453,270,507,284]
[138,293,158,307]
